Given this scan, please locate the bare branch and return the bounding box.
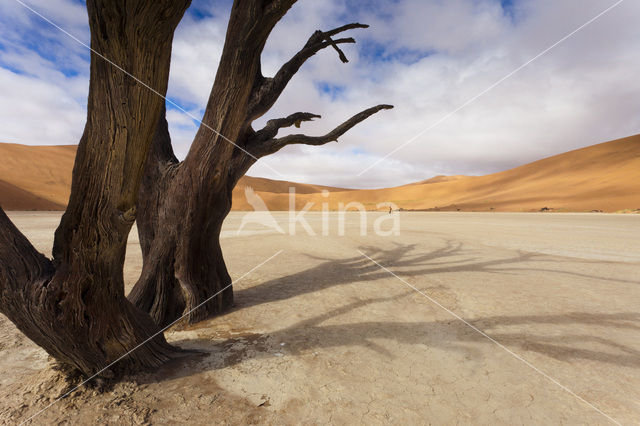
[324,35,350,63]
[253,112,322,141]
[321,23,370,63]
[246,104,393,158]
[247,23,369,120]
[323,23,369,38]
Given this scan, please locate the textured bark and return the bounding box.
[127,109,185,326]
[0,0,190,376]
[136,106,180,260]
[129,209,233,329]
[131,7,392,328]
[129,110,237,328]
[129,113,235,327]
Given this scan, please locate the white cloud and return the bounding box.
[0,0,89,146]
[0,68,85,145]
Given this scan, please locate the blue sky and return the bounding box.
[1,0,639,188]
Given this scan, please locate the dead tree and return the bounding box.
[128,18,392,326]
[0,0,391,377]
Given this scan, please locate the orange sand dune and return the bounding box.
[0,144,76,210]
[235,134,640,213]
[0,179,64,210]
[1,135,639,212]
[239,176,349,194]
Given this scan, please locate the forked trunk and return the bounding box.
[130,108,235,327]
[0,209,178,376]
[126,2,391,331]
[129,138,235,327]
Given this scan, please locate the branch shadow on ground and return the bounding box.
[147,242,640,384]
[233,240,637,311]
[160,303,640,386]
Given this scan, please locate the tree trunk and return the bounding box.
[129,107,235,328]
[126,107,185,325]
[173,188,234,324]
[0,207,177,374]
[129,215,234,329]
[130,145,235,328]
[0,0,191,376]
[129,2,296,327]
[130,180,235,327]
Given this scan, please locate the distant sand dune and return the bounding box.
[0,144,75,210]
[0,179,64,210]
[1,134,639,212]
[235,134,640,213]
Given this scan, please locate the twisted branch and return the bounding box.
[246,104,393,158]
[252,112,322,141]
[247,23,369,120]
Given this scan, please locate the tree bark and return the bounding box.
[129,110,236,328]
[127,108,186,326]
[129,112,235,327]
[0,0,190,376]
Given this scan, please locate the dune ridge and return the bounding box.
[236,134,640,213]
[1,135,639,212]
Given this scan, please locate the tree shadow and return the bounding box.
[156,294,640,386]
[146,242,640,384]
[233,240,637,312]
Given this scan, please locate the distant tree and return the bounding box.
[0,0,391,376]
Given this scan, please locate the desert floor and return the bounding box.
[1,212,639,425]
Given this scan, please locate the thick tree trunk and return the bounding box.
[173,188,234,324]
[129,188,234,328]
[129,221,234,329]
[0,207,177,375]
[129,108,234,327]
[129,2,296,327]
[127,108,185,325]
[0,0,190,376]
[0,221,176,376]
[130,151,235,327]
